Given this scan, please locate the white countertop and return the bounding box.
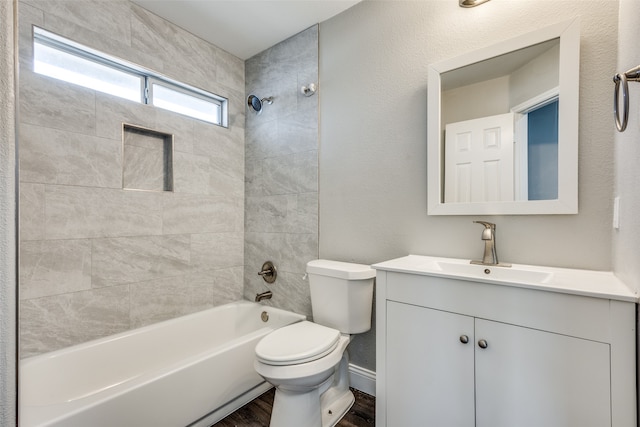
[373,255,638,303]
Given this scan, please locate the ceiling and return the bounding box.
[131,0,361,60]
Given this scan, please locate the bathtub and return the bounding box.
[20,300,305,427]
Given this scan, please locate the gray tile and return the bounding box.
[252,269,312,318]
[244,23,319,320]
[173,151,210,195]
[293,192,319,234]
[278,108,318,154]
[44,185,163,239]
[245,194,290,233]
[20,71,96,136]
[130,4,216,89]
[92,235,191,288]
[43,10,162,72]
[19,183,45,241]
[245,231,318,276]
[192,120,243,160]
[17,0,254,359]
[190,232,244,271]
[95,94,157,141]
[245,116,279,159]
[226,87,247,130]
[162,194,243,234]
[246,192,317,234]
[210,266,244,305]
[129,276,212,328]
[25,0,132,46]
[262,150,318,195]
[18,2,44,71]
[162,49,221,95]
[244,157,264,197]
[243,268,312,318]
[216,49,245,93]
[20,124,122,188]
[154,109,195,154]
[123,144,166,192]
[209,156,244,198]
[122,126,173,193]
[19,239,92,300]
[19,285,130,358]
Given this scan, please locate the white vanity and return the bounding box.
[374,255,637,427]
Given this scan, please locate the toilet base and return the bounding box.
[267,350,354,427]
[320,387,355,427]
[269,381,355,427]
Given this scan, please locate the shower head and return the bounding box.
[247,94,274,114]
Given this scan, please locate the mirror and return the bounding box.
[427,19,580,215]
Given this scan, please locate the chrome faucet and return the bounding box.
[255,290,273,302]
[470,221,511,267]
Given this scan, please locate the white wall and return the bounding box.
[612,0,640,294]
[0,0,17,423]
[443,76,510,124]
[320,0,619,371]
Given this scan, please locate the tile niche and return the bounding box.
[122,124,174,192]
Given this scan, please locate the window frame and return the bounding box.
[33,26,228,127]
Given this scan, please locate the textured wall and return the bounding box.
[18,0,245,358]
[612,0,640,294]
[0,0,17,423]
[320,1,619,371]
[244,26,319,318]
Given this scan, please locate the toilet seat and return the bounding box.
[255,321,341,366]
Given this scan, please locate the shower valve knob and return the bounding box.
[258,261,277,284]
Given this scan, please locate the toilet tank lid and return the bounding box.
[306,260,375,280]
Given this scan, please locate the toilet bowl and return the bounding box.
[254,260,375,427]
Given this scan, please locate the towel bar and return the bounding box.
[613,65,640,132]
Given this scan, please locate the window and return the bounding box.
[150,81,222,124]
[33,27,227,126]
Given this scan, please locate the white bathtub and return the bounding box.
[19,300,305,427]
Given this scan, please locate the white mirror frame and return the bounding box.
[427,18,580,215]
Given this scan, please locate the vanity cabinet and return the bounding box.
[387,302,610,426]
[374,257,637,427]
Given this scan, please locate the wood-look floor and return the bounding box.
[212,388,375,427]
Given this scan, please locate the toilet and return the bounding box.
[254,260,375,427]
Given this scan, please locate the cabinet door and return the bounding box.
[475,319,611,427]
[386,301,475,426]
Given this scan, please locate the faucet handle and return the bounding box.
[473,220,495,241]
[473,220,495,229]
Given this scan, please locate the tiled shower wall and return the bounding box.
[244,26,319,318]
[18,0,245,358]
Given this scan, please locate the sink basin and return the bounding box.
[435,261,553,284]
[372,255,638,302]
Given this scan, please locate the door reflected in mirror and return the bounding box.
[428,19,579,215]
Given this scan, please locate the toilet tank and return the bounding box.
[306,260,375,334]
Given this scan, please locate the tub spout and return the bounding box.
[255,290,273,302]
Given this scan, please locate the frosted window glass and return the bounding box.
[34,42,141,102]
[152,84,221,125]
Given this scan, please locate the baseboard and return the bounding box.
[348,363,376,397]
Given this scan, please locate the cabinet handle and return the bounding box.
[478,339,488,349]
[459,335,469,344]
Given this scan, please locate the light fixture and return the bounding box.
[459,0,491,7]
